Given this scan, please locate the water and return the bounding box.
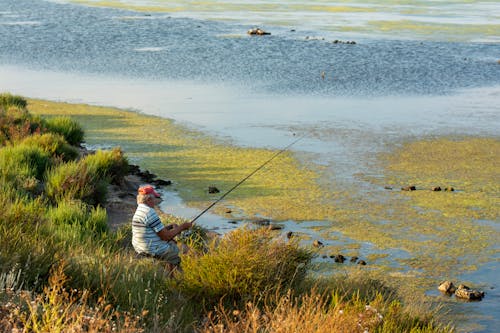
[0,0,499,331]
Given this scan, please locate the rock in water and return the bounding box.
[455,284,485,301]
[247,27,270,35]
[438,281,456,294]
[312,239,324,248]
[208,186,220,194]
[401,185,416,191]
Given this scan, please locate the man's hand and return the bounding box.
[157,222,192,241]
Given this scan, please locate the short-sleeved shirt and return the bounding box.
[132,203,170,256]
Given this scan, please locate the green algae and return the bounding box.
[27,99,335,222]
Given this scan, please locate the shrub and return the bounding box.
[45,161,107,206]
[0,144,51,193]
[21,133,79,162]
[179,227,313,303]
[84,148,128,185]
[0,105,44,146]
[44,116,84,146]
[0,93,27,110]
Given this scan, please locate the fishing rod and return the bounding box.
[189,135,303,224]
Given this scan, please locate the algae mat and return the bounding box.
[28,99,500,279]
[27,99,337,222]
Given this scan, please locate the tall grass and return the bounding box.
[0,195,57,288]
[0,92,27,109]
[200,289,451,333]
[84,147,129,185]
[43,116,84,146]
[45,161,108,206]
[19,262,143,333]
[47,199,108,234]
[21,133,79,162]
[0,144,51,193]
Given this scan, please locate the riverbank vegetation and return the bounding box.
[0,93,452,331]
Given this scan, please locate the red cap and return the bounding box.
[138,185,161,198]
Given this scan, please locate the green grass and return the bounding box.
[43,116,84,146]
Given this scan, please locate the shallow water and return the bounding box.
[1,0,499,331]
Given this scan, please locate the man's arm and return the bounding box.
[157,222,192,241]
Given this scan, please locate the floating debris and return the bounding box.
[247,27,270,35]
[401,185,416,191]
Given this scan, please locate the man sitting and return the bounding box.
[132,184,192,271]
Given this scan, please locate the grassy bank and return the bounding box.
[0,93,451,332]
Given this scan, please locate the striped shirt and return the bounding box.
[131,203,170,256]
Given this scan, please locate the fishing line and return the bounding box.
[189,135,303,224]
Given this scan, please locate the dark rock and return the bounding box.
[431,186,442,191]
[153,179,172,186]
[401,185,416,191]
[445,186,455,192]
[384,186,393,190]
[312,240,324,248]
[228,220,238,224]
[438,281,456,294]
[455,284,484,301]
[332,39,356,44]
[225,208,232,214]
[322,255,328,259]
[208,186,220,194]
[333,254,346,263]
[252,218,270,226]
[290,29,296,32]
[247,27,271,35]
[358,260,367,265]
[286,231,294,239]
[128,164,141,175]
[268,224,283,231]
[138,170,156,182]
[350,256,359,263]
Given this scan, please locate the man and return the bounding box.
[132,184,192,270]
